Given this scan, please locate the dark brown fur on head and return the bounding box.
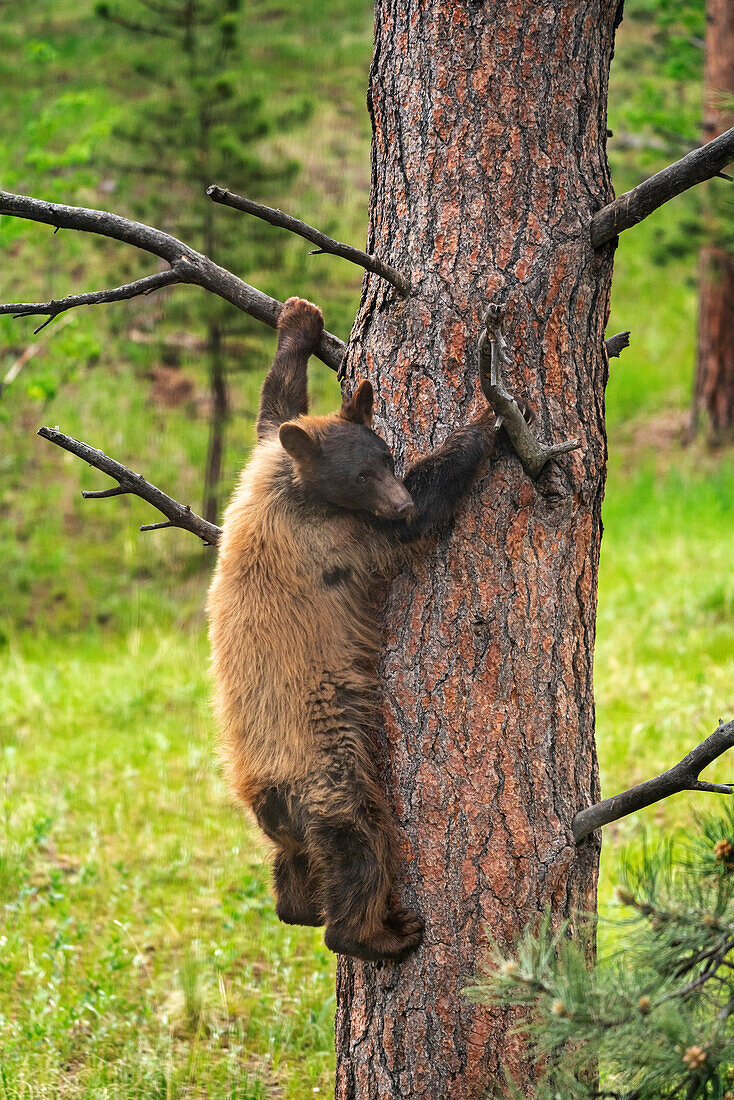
[279,385,415,522]
[340,378,374,428]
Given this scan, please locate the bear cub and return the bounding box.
[208,297,498,961]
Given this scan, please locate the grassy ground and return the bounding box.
[1,4,733,1097]
[1,629,335,1096]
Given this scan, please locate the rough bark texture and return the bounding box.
[693,0,734,443]
[335,2,619,1096]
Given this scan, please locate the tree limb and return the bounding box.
[0,190,347,372]
[0,269,181,333]
[572,720,734,843]
[37,426,221,546]
[478,306,581,479]
[207,185,411,296]
[605,331,631,359]
[591,127,734,247]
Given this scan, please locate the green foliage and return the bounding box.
[91,0,317,519]
[615,0,704,140]
[469,814,734,1098]
[628,0,705,85]
[609,0,734,270]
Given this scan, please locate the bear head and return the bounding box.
[279,380,416,521]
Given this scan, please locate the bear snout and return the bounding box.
[373,479,416,522]
[393,498,416,522]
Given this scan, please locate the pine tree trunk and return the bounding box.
[335,2,619,1095]
[692,0,734,444]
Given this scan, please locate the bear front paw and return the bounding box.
[278,297,324,352]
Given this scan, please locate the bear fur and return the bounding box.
[208,297,497,961]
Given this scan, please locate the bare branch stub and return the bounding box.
[0,190,347,373]
[37,426,221,546]
[572,720,734,843]
[605,331,631,359]
[477,305,581,479]
[591,126,734,247]
[207,185,411,297]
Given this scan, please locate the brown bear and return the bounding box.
[208,296,499,961]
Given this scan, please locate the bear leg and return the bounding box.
[272,849,323,927]
[312,815,424,962]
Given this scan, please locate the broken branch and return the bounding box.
[207,186,411,296]
[572,720,734,843]
[478,306,581,479]
[0,190,346,372]
[591,127,734,247]
[38,426,221,546]
[605,331,631,359]
[0,269,181,333]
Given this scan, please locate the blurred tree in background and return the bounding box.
[96,0,310,521]
[611,0,734,442]
[694,0,734,444]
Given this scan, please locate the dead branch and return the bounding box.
[0,190,346,372]
[573,720,734,843]
[478,306,581,479]
[605,331,631,358]
[0,269,181,334]
[207,186,411,296]
[591,127,734,247]
[38,426,221,545]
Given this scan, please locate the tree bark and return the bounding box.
[335,2,619,1096]
[692,0,734,443]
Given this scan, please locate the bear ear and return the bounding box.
[340,378,374,427]
[279,422,320,463]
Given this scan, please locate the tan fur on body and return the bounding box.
[209,433,393,804]
[208,414,407,955]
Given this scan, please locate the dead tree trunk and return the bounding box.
[335,2,618,1095]
[692,0,734,443]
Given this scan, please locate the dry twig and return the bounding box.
[592,127,734,247]
[0,190,346,371]
[38,426,221,546]
[478,306,581,479]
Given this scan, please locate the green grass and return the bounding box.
[596,447,734,923]
[1,3,733,1096]
[1,631,335,1097]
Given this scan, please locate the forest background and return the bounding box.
[0,1,732,1096]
